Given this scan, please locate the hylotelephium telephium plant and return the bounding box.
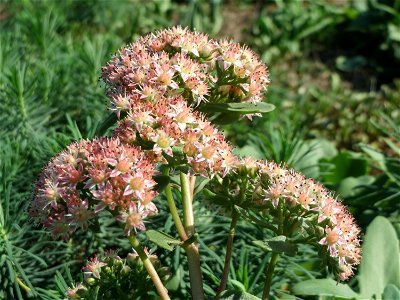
[30,27,361,300]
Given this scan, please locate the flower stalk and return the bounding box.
[128,234,170,300]
[180,172,205,300]
[263,201,283,299]
[262,252,280,300]
[163,167,188,241]
[217,209,240,294]
[180,172,195,235]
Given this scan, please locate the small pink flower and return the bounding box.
[83,256,108,279]
[264,183,284,208]
[122,173,156,201]
[108,156,133,178]
[151,130,175,157]
[66,282,84,299]
[116,203,148,235]
[68,200,94,230]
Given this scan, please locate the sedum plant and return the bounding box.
[30,27,361,300]
[66,250,171,299]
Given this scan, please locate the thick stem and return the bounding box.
[163,167,188,241]
[180,172,205,300]
[180,172,195,235]
[129,235,170,300]
[262,253,279,300]
[217,210,240,294]
[185,244,205,300]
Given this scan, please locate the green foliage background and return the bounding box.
[0,0,399,299]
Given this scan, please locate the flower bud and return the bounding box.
[121,265,132,276]
[102,266,112,276]
[127,253,141,268]
[85,278,96,286]
[200,44,213,57]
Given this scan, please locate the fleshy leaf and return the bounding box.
[383,284,400,300]
[199,102,275,114]
[252,236,298,256]
[358,216,400,299]
[292,279,359,299]
[146,230,180,251]
[216,290,261,300]
[194,178,211,196]
[165,267,182,291]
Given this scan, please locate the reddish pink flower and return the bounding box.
[211,159,362,281]
[116,203,148,235]
[102,26,270,118]
[30,138,158,238]
[113,95,234,177]
[83,256,108,279]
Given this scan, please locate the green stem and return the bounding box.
[262,253,279,300]
[180,172,205,300]
[185,244,205,300]
[217,209,240,294]
[180,172,195,235]
[262,201,283,299]
[163,167,188,241]
[278,201,284,236]
[129,235,170,300]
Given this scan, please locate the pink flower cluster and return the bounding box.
[256,160,361,280]
[113,95,236,177]
[102,26,270,117]
[30,138,158,238]
[212,158,361,281]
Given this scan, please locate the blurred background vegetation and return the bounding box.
[0,0,399,299]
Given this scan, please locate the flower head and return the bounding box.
[30,138,158,238]
[206,158,361,281]
[113,95,235,177]
[102,26,270,118]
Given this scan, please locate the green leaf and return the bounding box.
[199,102,275,114]
[295,139,337,178]
[252,236,298,256]
[146,230,181,251]
[216,290,261,300]
[383,284,400,300]
[165,267,182,291]
[336,175,375,198]
[230,279,246,292]
[202,188,217,198]
[194,178,210,196]
[292,279,359,299]
[321,151,368,186]
[359,216,400,299]
[210,113,242,125]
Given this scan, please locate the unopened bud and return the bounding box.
[121,265,132,276]
[85,277,96,286]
